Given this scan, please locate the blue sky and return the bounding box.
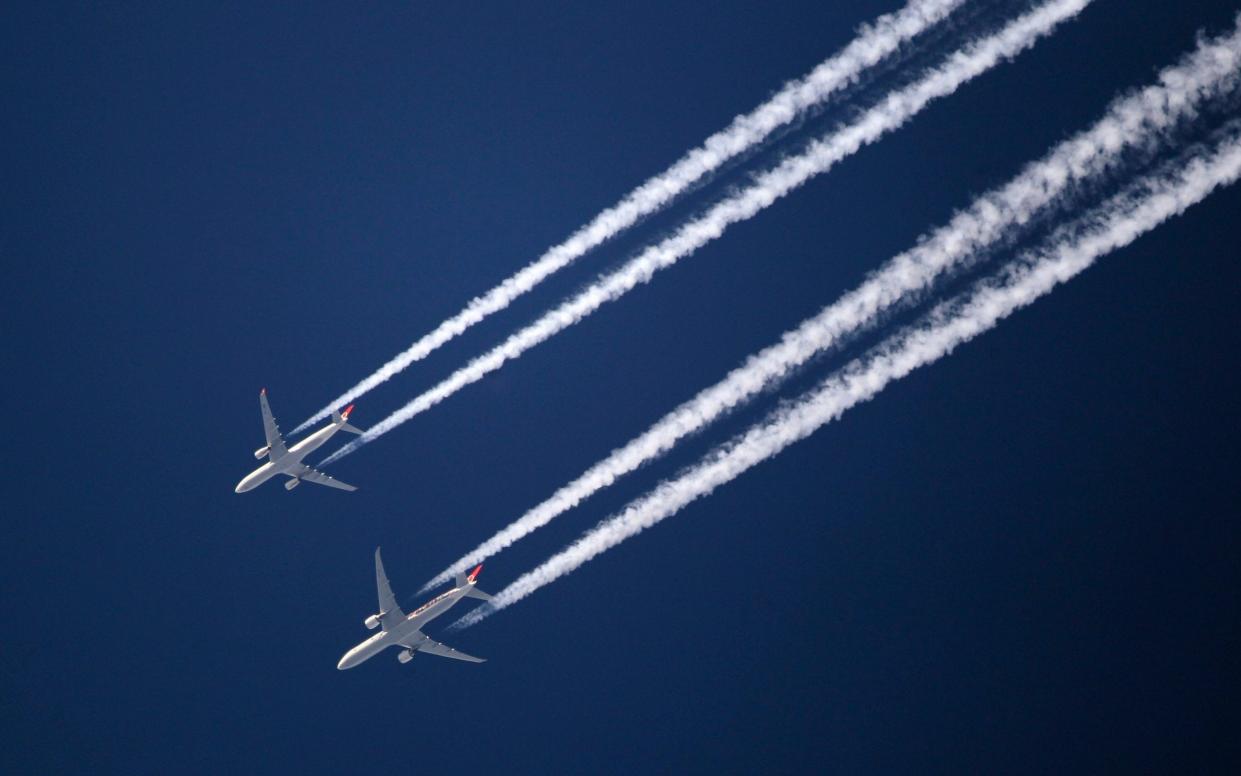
[4,1,1240,773]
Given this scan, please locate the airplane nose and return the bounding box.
[337,654,352,670]
[235,473,257,493]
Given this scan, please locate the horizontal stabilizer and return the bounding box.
[464,586,492,602]
[333,407,364,435]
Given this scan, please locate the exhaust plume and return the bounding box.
[325,0,1092,464]
[422,18,1241,591]
[456,125,1241,628]
[294,0,970,433]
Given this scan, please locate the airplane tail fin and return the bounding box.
[456,564,493,601]
[333,405,364,435]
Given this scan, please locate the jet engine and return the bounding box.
[364,614,381,630]
[284,478,299,491]
[254,446,270,459]
[397,649,414,664]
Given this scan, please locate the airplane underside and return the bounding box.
[235,389,361,493]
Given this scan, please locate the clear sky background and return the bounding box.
[4,1,1240,773]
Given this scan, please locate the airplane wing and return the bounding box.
[374,547,406,629]
[409,636,486,663]
[289,464,356,492]
[258,389,288,458]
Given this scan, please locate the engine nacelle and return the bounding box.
[364,614,381,630]
[254,446,270,459]
[284,478,299,491]
[397,649,414,664]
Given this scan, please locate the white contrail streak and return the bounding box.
[455,127,1241,628]
[294,0,970,433]
[324,0,1091,464]
[422,19,1241,591]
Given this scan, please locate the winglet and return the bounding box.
[467,564,483,582]
[342,404,355,419]
[261,387,266,395]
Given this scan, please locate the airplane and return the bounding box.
[234,388,363,493]
[337,547,491,669]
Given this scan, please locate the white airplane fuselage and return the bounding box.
[234,423,343,493]
[337,583,474,669]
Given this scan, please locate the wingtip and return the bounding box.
[260,387,266,395]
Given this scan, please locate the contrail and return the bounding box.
[455,126,1241,628]
[421,18,1241,592]
[323,0,1092,464]
[293,0,970,434]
